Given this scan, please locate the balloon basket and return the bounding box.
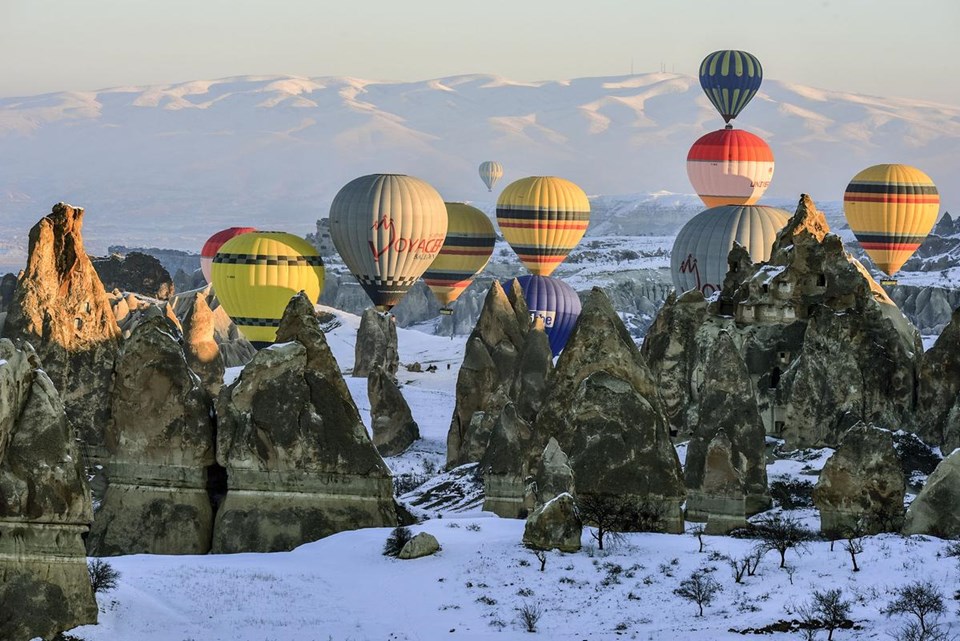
[880,279,898,287]
[439,308,454,316]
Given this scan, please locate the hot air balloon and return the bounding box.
[479,161,503,192]
[329,174,448,311]
[687,128,774,208]
[496,176,590,277]
[671,205,790,296]
[201,226,257,284]
[423,203,496,314]
[503,275,581,356]
[211,231,325,348]
[843,164,940,278]
[699,50,763,123]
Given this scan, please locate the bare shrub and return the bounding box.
[516,601,543,633]
[795,588,853,641]
[673,570,723,617]
[87,558,120,594]
[383,526,414,557]
[884,581,947,636]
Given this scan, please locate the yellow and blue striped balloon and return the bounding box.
[496,176,590,277]
[843,164,939,276]
[211,232,325,348]
[423,203,496,313]
[699,50,763,123]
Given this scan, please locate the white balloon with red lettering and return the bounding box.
[329,173,448,311]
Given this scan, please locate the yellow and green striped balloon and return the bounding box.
[423,203,496,313]
[495,176,590,276]
[699,50,763,123]
[843,164,939,276]
[211,231,325,348]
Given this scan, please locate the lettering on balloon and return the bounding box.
[368,217,444,261]
[678,253,719,296]
[529,309,557,329]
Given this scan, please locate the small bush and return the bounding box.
[893,432,942,487]
[884,581,947,636]
[516,601,543,633]
[87,559,120,594]
[795,588,853,641]
[673,570,723,617]
[383,526,414,557]
[768,477,815,509]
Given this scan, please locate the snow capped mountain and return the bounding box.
[0,71,957,267]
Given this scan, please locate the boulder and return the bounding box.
[398,532,441,559]
[0,339,97,639]
[87,312,217,555]
[447,280,552,467]
[812,423,905,535]
[522,493,582,553]
[685,331,770,533]
[2,203,122,465]
[354,307,398,378]
[92,251,175,300]
[212,293,397,553]
[368,364,420,457]
[180,290,225,395]
[903,449,960,538]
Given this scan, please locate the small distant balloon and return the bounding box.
[699,50,763,123]
[687,128,774,208]
[478,161,503,192]
[843,164,939,276]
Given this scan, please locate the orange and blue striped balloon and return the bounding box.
[699,50,763,123]
[496,176,590,277]
[843,164,939,276]
[423,203,496,313]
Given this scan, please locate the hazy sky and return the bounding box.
[1,0,959,103]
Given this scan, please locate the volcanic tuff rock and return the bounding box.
[87,312,216,556]
[368,364,420,457]
[92,251,175,300]
[685,332,770,533]
[171,285,256,368]
[398,532,441,560]
[354,307,399,378]
[643,194,922,448]
[529,438,575,509]
[1,203,121,463]
[903,449,960,538]
[812,423,905,535]
[180,290,225,395]
[522,493,582,553]
[528,288,686,532]
[212,293,396,553]
[0,272,16,313]
[914,305,960,453]
[0,339,97,640]
[447,279,553,467]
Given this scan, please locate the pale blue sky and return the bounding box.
[1,0,958,103]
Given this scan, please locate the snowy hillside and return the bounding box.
[65,306,960,641]
[0,72,957,268]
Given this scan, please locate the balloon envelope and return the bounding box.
[423,203,496,311]
[699,50,763,123]
[671,205,790,296]
[201,227,257,283]
[329,174,448,311]
[843,164,939,276]
[504,275,581,356]
[478,161,503,192]
[211,231,325,348]
[496,176,590,277]
[687,128,774,208]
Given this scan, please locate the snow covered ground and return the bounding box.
[66,307,959,640]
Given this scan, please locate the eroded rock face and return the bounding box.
[530,288,686,532]
[354,308,398,378]
[368,364,420,457]
[0,339,97,640]
[87,312,216,556]
[522,493,582,553]
[812,423,905,535]
[903,449,960,538]
[171,285,256,368]
[528,438,575,509]
[685,331,770,533]
[643,194,923,449]
[447,280,552,467]
[212,293,396,553]
[92,251,175,300]
[914,306,960,452]
[2,203,121,463]
[180,291,225,396]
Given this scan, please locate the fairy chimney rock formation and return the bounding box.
[368,364,420,457]
[0,339,97,640]
[87,312,217,556]
[180,290,225,395]
[354,307,399,378]
[212,293,397,553]
[2,203,121,464]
